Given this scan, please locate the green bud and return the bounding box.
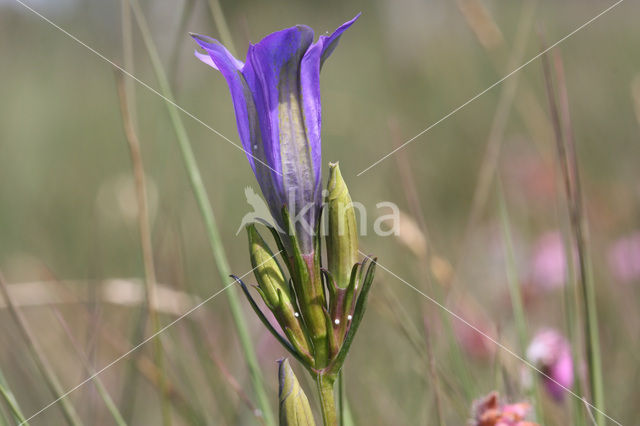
[278,359,316,426]
[248,225,314,363]
[248,224,288,309]
[326,162,359,288]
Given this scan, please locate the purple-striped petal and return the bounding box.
[192,33,287,223]
[246,25,318,252]
[300,14,361,211]
[192,17,359,254]
[319,13,361,67]
[191,33,254,166]
[194,50,218,69]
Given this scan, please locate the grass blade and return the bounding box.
[116,71,172,426]
[0,368,28,425]
[496,180,543,422]
[51,309,127,426]
[125,1,275,423]
[541,45,605,426]
[0,271,83,426]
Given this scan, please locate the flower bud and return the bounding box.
[248,225,313,362]
[248,224,288,309]
[278,358,316,426]
[326,163,358,288]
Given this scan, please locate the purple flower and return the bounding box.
[607,232,640,284]
[527,329,574,402]
[192,15,360,254]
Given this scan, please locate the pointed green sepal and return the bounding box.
[326,257,377,375]
[321,268,338,304]
[234,276,311,368]
[321,306,339,357]
[278,359,316,426]
[342,263,361,321]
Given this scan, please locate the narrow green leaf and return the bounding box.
[234,276,311,368]
[328,258,376,375]
[126,1,274,423]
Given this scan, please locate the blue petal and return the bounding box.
[245,25,318,251]
[191,16,360,254]
[319,13,361,67]
[194,50,218,69]
[299,14,360,203]
[191,33,257,169]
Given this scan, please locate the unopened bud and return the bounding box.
[248,224,287,309]
[278,358,316,426]
[326,162,359,288]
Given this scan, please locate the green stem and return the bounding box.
[316,375,337,426]
[338,372,344,426]
[126,2,274,424]
[561,230,586,425]
[497,181,544,423]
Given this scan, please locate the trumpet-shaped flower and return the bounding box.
[192,15,359,254]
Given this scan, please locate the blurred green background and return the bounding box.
[1,0,640,424]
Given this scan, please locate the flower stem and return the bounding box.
[316,375,337,426]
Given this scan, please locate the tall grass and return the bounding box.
[116,72,171,426]
[124,1,275,424]
[541,46,605,426]
[0,272,82,426]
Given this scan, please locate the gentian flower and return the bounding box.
[196,18,377,424]
[526,329,574,402]
[192,15,360,255]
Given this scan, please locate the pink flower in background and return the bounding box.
[450,298,496,360]
[526,329,574,402]
[607,232,640,284]
[528,232,567,292]
[471,391,537,426]
[452,314,496,361]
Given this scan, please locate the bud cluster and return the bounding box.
[234,163,376,378]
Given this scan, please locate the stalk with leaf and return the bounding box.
[191,14,376,425]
